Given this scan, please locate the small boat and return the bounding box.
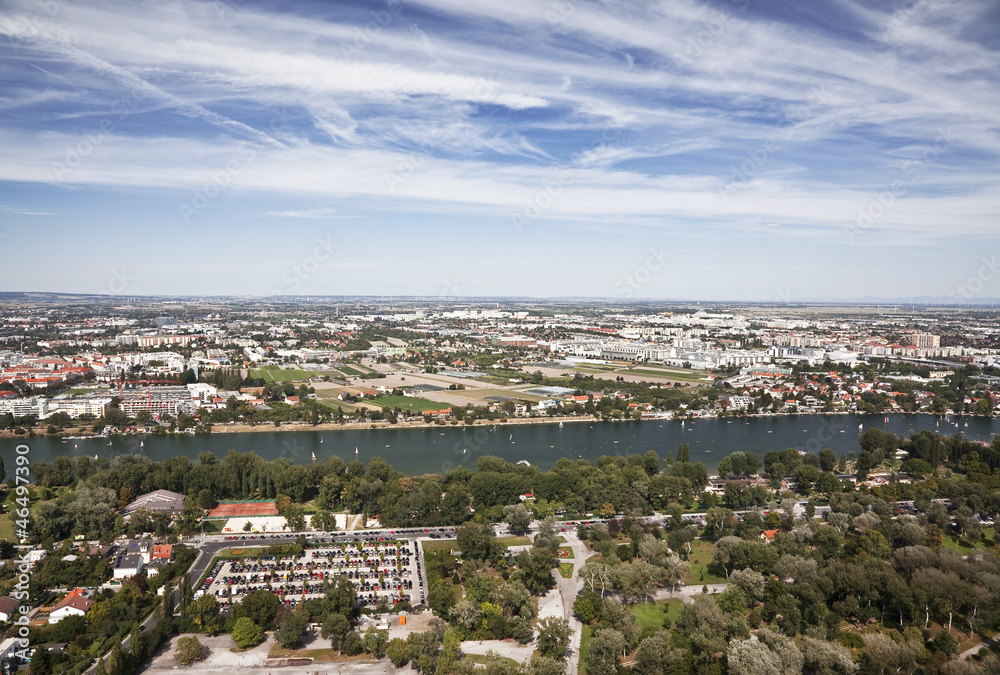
[509,434,513,440]
[311,452,317,461]
[355,446,359,455]
[884,417,888,423]
[559,421,564,428]
[516,460,531,466]
[859,424,863,430]
[463,448,467,454]
[74,444,78,449]
[93,454,98,459]
[965,422,969,427]
[107,441,112,446]
[140,441,144,448]
[320,437,324,444]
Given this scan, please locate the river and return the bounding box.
[3,414,997,476]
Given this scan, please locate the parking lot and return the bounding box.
[199,539,424,612]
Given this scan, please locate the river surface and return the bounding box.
[3,414,998,476]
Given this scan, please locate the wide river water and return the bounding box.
[3,414,998,476]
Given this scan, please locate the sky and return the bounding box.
[0,0,998,302]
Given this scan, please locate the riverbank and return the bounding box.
[2,410,993,441]
[0,414,599,439]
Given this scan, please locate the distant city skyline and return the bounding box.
[0,0,998,301]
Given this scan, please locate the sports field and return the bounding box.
[250,365,342,382]
[207,501,279,519]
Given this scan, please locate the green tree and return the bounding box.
[587,629,626,675]
[189,593,221,633]
[503,502,532,534]
[29,647,52,675]
[536,616,572,658]
[197,489,215,510]
[276,604,309,647]
[173,636,206,665]
[386,638,410,667]
[516,546,556,595]
[232,617,263,649]
[322,612,351,652]
[457,522,496,560]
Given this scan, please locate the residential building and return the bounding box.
[0,597,19,622]
[48,589,93,623]
[113,554,144,579]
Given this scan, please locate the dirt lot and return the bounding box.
[141,632,406,674]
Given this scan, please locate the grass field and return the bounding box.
[942,527,995,552]
[558,562,574,578]
[314,390,362,412]
[557,546,575,559]
[634,599,684,630]
[370,395,445,412]
[250,365,344,382]
[617,367,708,382]
[579,625,593,675]
[337,365,363,376]
[684,539,726,585]
[62,386,111,396]
[498,536,531,547]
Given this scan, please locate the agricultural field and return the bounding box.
[369,395,445,412]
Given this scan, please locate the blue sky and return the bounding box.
[0,0,997,301]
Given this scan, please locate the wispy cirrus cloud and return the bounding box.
[0,204,54,216]
[0,0,996,299]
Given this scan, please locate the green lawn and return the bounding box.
[498,536,531,547]
[337,365,363,376]
[634,599,684,630]
[942,528,994,552]
[557,546,575,559]
[579,625,593,675]
[370,395,445,412]
[617,367,708,382]
[558,562,574,578]
[684,539,726,585]
[62,386,110,396]
[251,365,315,382]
